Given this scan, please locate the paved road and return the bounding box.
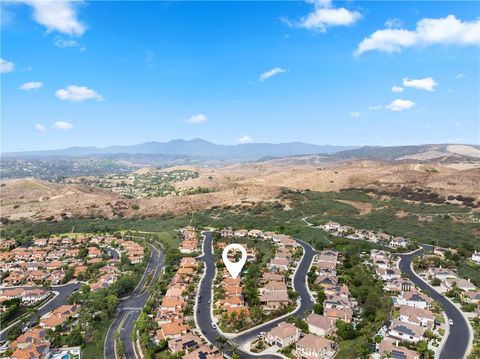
[195,232,316,358]
[398,244,470,359]
[104,243,164,359]
[0,282,82,341]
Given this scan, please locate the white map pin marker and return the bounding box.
[222,243,247,279]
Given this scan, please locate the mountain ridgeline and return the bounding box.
[3,139,358,160]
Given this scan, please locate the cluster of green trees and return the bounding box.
[0,298,23,325]
[335,251,392,357]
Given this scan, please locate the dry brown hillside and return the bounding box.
[1,160,479,223]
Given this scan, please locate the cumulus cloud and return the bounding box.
[186,114,207,124]
[403,77,438,91]
[386,99,415,112]
[1,58,14,73]
[20,81,43,91]
[349,112,361,118]
[287,0,361,32]
[392,86,404,93]
[55,85,103,102]
[238,135,253,144]
[368,105,382,111]
[35,124,47,131]
[455,73,465,79]
[355,15,480,55]
[259,67,287,81]
[52,121,74,130]
[21,0,86,36]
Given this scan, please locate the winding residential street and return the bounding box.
[0,282,82,341]
[104,243,164,359]
[195,232,316,359]
[398,244,471,359]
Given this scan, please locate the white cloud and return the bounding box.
[355,15,480,55]
[35,124,47,132]
[384,18,403,29]
[1,58,14,73]
[349,111,361,118]
[403,77,437,91]
[392,85,404,93]
[21,0,86,36]
[238,135,254,144]
[186,114,207,124]
[55,85,103,102]
[368,105,382,111]
[20,81,43,91]
[54,38,85,51]
[292,0,361,32]
[259,67,287,81]
[455,73,465,79]
[386,99,415,112]
[52,121,74,130]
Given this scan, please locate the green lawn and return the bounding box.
[81,318,113,358]
[335,336,367,359]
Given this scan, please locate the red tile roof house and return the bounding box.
[317,250,338,264]
[40,304,81,330]
[259,291,291,312]
[87,247,103,258]
[378,338,419,359]
[295,334,335,359]
[155,320,189,341]
[160,297,185,313]
[168,332,202,354]
[316,275,339,287]
[387,320,425,343]
[399,305,435,329]
[265,321,300,348]
[306,313,336,337]
[316,264,337,277]
[323,285,350,299]
[11,342,51,359]
[0,288,24,302]
[3,271,26,285]
[259,281,288,295]
[180,257,198,268]
[324,307,353,323]
[262,273,285,283]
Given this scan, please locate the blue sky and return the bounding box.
[1,0,479,152]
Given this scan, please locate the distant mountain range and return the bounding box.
[3,140,479,163]
[2,139,359,160]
